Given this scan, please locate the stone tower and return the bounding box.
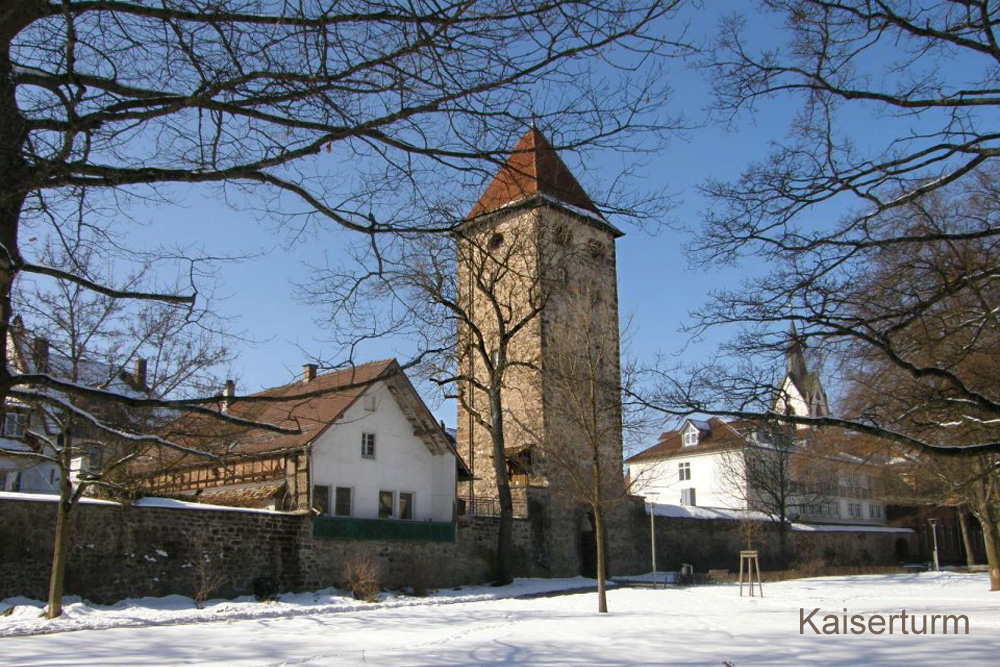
[454,129,631,577]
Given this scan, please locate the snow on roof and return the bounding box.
[644,502,913,533]
[645,502,772,522]
[0,490,296,516]
[0,490,118,506]
[790,523,914,534]
[0,438,34,453]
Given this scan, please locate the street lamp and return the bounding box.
[928,518,940,572]
[649,500,658,589]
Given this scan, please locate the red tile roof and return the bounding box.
[626,418,752,463]
[467,128,604,220]
[195,483,286,509]
[139,360,398,470]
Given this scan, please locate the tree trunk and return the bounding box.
[0,12,32,408]
[488,387,514,585]
[958,511,977,567]
[970,458,1000,591]
[776,520,789,569]
[594,505,607,613]
[47,444,73,619]
[980,518,1000,592]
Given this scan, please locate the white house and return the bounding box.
[626,332,887,526]
[307,372,459,522]
[626,418,887,525]
[138,359,468,522]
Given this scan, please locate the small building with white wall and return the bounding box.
[137,359,468,523]
[626,331,887,527]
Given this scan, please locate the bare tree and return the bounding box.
[5,241,232,618]
[305,220,569,585]
[884,449,996,569]
[714,422,794,566]
[507,282,631,612]
[642,1,1000,453]
[0,0,685,602]
[1,0,686,420]
[721,421,847,567]
[657,162,1000,587]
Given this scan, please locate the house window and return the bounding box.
[2,412,27,439]
[848,502,862,519]
[682,427,698,447]
[378,490,394,519]
[361,433,376,459]
[678,462,691,482]
[363,394,377,411]
[334,487,353,517]
[868,504,882,519]
[681,487,696,506]
[312,485,330,515]
[0,470,17,491]
[399,492,414,520]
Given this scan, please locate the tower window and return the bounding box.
[488,233,504,251]
[553,224,570,245]
[587,239,604,259]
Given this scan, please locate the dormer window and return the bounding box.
[682,425,699,447]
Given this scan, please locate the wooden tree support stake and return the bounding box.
[738,550,763,598]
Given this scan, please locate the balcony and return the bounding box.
[312,516,455,542]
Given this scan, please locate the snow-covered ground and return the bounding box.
[1,572,996,666]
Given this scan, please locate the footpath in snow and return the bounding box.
[1,572,997,667]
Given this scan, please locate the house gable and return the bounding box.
[309,379,456,522]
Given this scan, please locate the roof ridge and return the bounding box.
[238,358,397,400]
[466,129,603,220]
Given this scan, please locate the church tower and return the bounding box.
[454,129,629,576]
[775,323,830,423]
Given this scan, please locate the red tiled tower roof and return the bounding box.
[467,128,604,220]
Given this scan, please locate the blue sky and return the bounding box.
[30,2,989,438]
[52,3,795,430]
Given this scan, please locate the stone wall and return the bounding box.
[0,495,920,604]
[636,515,918,573]
[0,498,537,604]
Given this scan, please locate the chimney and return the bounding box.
[222,379,235,411]
[302,363,318,384]
[133,358,148,390]
[31,337,49,373]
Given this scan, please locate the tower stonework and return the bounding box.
[455,130,636,577]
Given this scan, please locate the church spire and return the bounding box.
[785,321,808,381]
